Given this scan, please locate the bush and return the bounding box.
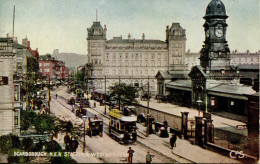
[20,110,36,131]
[51,156,77,164]
[44,140,62,152]
[0,134,20,152]
[7,148,29,163]
[21,138,34,151]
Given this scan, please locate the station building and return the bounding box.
[156,0,257,115]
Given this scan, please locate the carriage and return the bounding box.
[88,117,103,137]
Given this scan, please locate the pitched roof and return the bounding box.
[238,65,259,70]
[208,84,255,95]
[155,70,172,79]
[165,80,191,91]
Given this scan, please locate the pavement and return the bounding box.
[88,97,242,163]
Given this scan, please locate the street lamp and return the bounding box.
[196,99,203,116]
[190,121,194,137]
[82,115,88,153]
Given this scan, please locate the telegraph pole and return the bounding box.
[146,76,150,137]
[118,76,121,111]
[104,75,107,114]
[48,76,51,114]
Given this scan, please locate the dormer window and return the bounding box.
[94,29,100,35]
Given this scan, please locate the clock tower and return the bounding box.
[200,0,231,71]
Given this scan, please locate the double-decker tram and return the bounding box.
[108,109,137,144]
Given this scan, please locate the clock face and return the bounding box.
[215,29,223,37]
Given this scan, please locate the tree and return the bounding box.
[109,83,139,105]
[20,57,43,110]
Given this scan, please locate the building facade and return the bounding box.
[87,22,187,95]
[39,54,56,81]
[0,38,21,136]
[55,60,66,81]
[185,50,259,70]
[230,50,259,66]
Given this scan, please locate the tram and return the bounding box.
[108,109,137,144]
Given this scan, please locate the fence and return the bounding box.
[134,104,182,132]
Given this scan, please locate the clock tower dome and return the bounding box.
[200,0,231,71]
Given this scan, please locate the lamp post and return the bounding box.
[190,121,194,137]
[82,115,88,153]
[196,99,203,116]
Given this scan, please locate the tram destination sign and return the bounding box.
[0,76,8,85]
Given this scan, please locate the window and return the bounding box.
[39,63,42,67]
[151,53,155,59]
[44,68,50,72]
[95,59,98,64]
[112,60,116,66]
[145,60,148,66]
[14,110,19,127]
[44,63,50,67]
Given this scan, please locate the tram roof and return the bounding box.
[109,109,137,121]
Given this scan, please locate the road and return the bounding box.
[49,86,180,163]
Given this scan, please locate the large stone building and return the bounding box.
[86,22,187,94]
[0,37,22,136]
[185,50,259,70]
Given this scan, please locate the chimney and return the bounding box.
[128,33,131,41]
[104,24,107,35]
[22,38,28,47]
[142,33,145,41]
[27,41,30,48]
[13,37,18,43]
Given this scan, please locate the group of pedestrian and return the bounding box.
[126,133,177,163]
[64,135,79,152]
[127,147,155,164]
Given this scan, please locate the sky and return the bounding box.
[0,0,259,55]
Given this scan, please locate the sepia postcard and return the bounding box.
[0,0,259,163]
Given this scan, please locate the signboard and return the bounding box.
[109,109,121,119]
[0,76,8,85]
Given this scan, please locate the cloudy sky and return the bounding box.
[0,0,259,55]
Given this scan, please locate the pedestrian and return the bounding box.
[127,147,134,163]
[94,115,98,120]
[146,151,155,164]
[170,133,177,149]
[55,93,58,99]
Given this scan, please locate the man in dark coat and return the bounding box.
[170,133,177,149]
[127,147,134,163]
